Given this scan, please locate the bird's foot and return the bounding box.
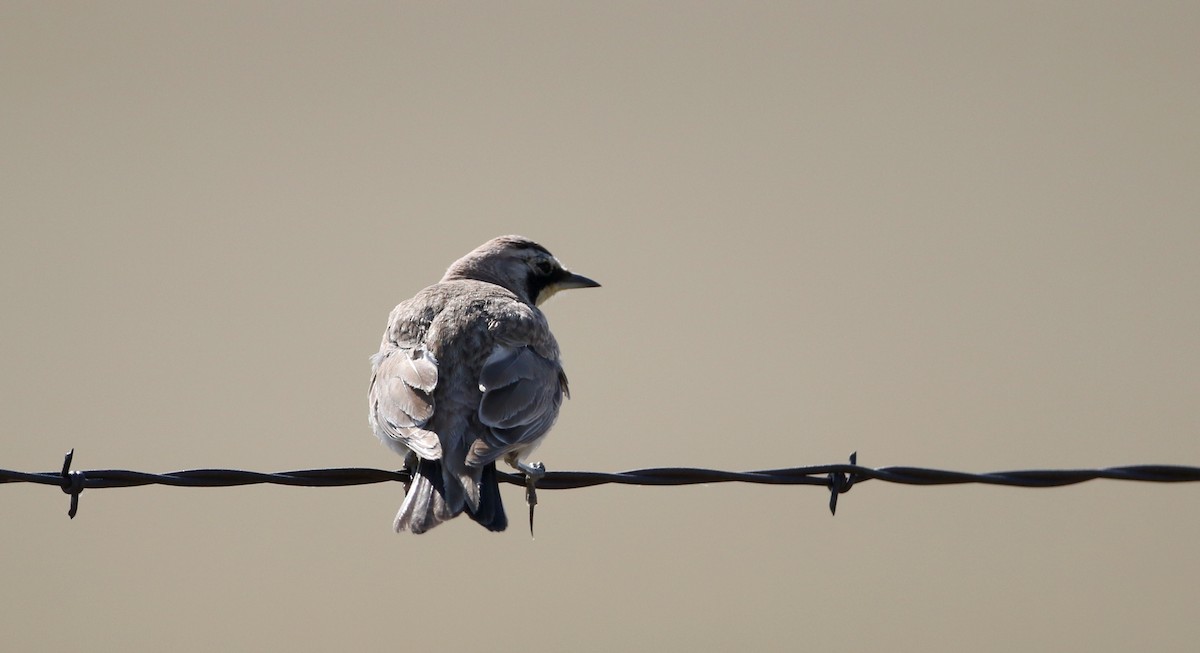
[515,460,546,481]
[515,461,546,537]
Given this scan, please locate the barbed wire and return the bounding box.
[3,450,1199,520]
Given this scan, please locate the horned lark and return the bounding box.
[369,236,598,533]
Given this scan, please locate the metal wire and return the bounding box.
[3,449,1199,519]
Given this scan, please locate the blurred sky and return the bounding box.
[2,2,1198,651]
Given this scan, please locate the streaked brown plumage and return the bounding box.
[368,236,599,533]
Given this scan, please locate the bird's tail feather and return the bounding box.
[395,459,456,534]
[466,462,508,532]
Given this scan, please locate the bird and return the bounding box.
[368,236,599,533]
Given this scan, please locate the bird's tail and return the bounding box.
[394,459,507,533]
[394,459,455,534]
[466,462,508,532]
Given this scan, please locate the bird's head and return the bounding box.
[442,235,600,306]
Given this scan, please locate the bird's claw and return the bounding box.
[517,461,546,537]
[516,460,545,481]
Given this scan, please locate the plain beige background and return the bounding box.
[3,2,1198,651]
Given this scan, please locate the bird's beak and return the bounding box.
[559,272,601,290]
[535,272,600,305]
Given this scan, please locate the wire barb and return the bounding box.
[521,462,546,538]
[526,477,537,538]
[828,451,858,515]
[59,449,85,519]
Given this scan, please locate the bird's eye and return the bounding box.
[533,259,556,276]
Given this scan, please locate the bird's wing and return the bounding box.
[471,344,566,463]
[369,345,442,459]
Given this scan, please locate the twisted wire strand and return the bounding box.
[3,452,1198,493]
[9,456,1197,521]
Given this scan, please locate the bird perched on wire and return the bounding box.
[368,236,599,533]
